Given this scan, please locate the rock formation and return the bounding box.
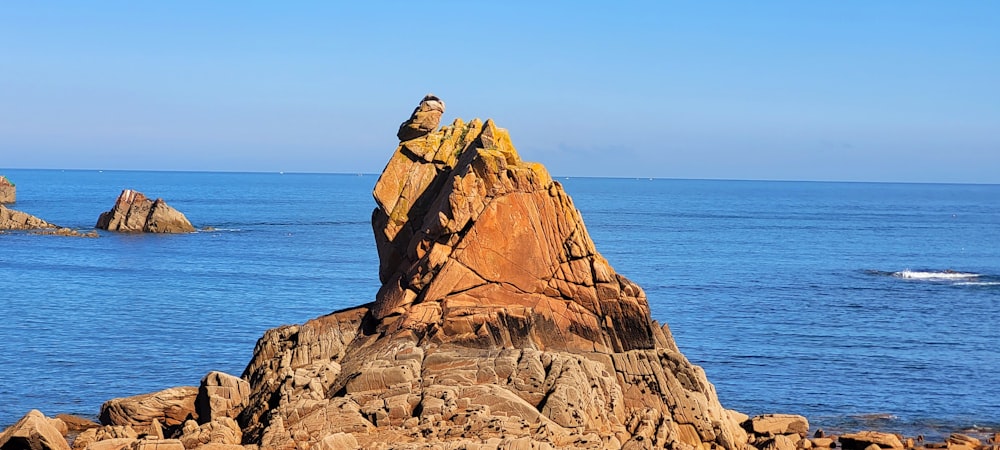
[0,410,70,450]
[0,204,98,237]
[396,94,445,141]
[96,189,195,233]
[0,175,14,204]
[0,204,59,230]
[233,99,751,449]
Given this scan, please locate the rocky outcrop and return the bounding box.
[0,410,70,450]
[233,98,751,449]
[0,204,98,237]
[196,372,249,423]
[396,94,445,141]
[95,190,195,233]
[0,176,14,204]
[0,204,58,230]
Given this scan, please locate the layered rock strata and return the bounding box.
[96,189,195,233]
[0,175,14,204]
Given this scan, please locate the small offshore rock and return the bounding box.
[0,204,58,230]
[95,189,195,233]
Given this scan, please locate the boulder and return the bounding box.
[0,410,71,450]
[195,372,250,423]
[396,94,445,141]
[177,418,241,449]
[749,414,810,437]
[761,435,799,450]
[70,426,138,450]
[313,433,358,450]
[839,431,904,450]
[0,175,14,204]
[233,100,752,449]
[95,190,195,233]
[99,387,198,429]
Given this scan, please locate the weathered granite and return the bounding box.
[233,97,752,449]
[95,189,195,233]
[99,387,198,429]
[0,204,58,230]
[0,410,70,450]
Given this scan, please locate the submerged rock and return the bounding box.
[0,175,14,204]
[95,189,195,233]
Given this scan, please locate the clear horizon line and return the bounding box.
[1,166,998,187]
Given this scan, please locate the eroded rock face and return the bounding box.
[95,189,195,233]
[233,99,751,449]
[0,176,14,204]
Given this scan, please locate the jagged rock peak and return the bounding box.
[230,108,751,449]
[373,114,660,354]
[396,94,445,141]
[95,189,195,233]
[0,175,14,204]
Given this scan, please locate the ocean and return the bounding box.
[1,169,998,439]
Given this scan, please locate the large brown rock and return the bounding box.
[232,101,751,449]
[0,176,14,204]
[95,190,195,233]
[748,414,810,437]
[195,372,250,423]
[99,387,198,429]
[0,410,71,450]
[839,431,904,450]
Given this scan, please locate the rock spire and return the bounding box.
[233,97,751,449]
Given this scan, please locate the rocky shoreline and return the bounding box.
[2,98,992,450]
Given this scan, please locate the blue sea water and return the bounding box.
[1,169,998,438]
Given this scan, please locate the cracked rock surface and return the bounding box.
[236,106,751,449]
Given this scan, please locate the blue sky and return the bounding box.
[2,2,997,182]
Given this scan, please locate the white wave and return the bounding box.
[955,281,1000,286]
[892,270,980,280]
